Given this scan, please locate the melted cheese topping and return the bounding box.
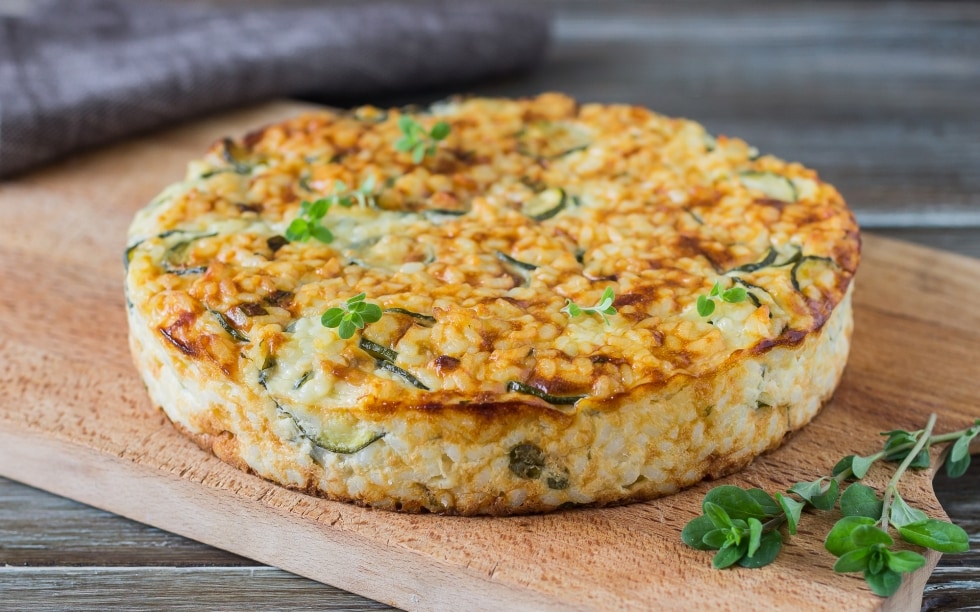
[126,93,859,413]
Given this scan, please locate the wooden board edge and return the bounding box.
[0,423,577,612]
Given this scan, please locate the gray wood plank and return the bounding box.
[0,567,394,612]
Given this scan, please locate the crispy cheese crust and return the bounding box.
[125,93,860,514]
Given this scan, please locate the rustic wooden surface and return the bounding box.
[1,0,979,610]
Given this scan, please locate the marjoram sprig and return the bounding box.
[682,414,977,597]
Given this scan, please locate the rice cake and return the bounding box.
[124,93,860,515]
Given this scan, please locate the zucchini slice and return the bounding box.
[739,171,797,203]
[506,380,586,405]
[520,187,566,221]
[277,404,385,455]
[517,121,591,159]
[209,309,249,343]
[496,250,537,287]
[384,307,437,326]
[358,337,398,362]
[791,256,838,294]
[730,247,777,273]
[376,360,430,390]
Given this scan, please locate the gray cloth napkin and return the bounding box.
[0,0,550,178]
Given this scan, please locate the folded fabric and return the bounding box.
[0,0,550,178]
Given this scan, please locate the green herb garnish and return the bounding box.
[696,281,748,317]
[321,293,383,339]
[561,287,617,325]
[682,414,977,597]
[284,177,379,243]
[394,116,451,163]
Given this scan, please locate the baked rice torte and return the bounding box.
[124,93,860,515]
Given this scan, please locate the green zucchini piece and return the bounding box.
[359,337,398,362]
[495,250,537,272]
[294,370,314,389]
[739,171,797,203]
[521,187,566,221]
[774,247,803,268]
[377,360,429,390]
[209,309,249,343]
[258,356,276,389]
[506,380,586,405]
[220,138,253,174]
[384,308,437,326]
[730,247,778,273]
[791,256,838,294]
[278,404,385,455]
[517,121,591,159]
[163,231,217,268]
[495,250,537,287]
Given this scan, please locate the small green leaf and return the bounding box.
[790,477,838,510]
[810,478,840,510]
[885,549,926,574]
[703,486,768,522]
[702,528,729,549]
[709,281,721,297]
[840,483,883,519]
[898,519,970,553]
[945,454,971,478]
[867,545,886,575]
[832,455,855,478]
[681,515,717,550]
[308,198,330,220]
[704,502,735,530]
[864,568,903,598]
[412,143,426,164]
[825,516,890,556]
[309,224,334,244]
[775,492,805,535]
[721,286,747,303]
[950,433,973,464]
[745,488,781,517]
[348,311,365,329]
[697,295,715,317]
[285,218,310,242]
[833,546,872,573]
[321,307,345,328]
[360,303,383,323]
[394,136,413,152]
[347,292,367,304]
[889,493,928,528]
[851,455,876,479]
[430,121,451,141]
[712,541,747,569]
[747,517,762,558]
[337,318,357,340]
[565,301,582,317]
[737,530,782,568]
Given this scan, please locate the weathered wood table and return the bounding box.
[1,1,978,609]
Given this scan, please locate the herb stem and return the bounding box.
[879,413,937,530]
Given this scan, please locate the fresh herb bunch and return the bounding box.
[395,116,451,163]
[697,281,748,317]
[321,293,383,339]
[682,414,977,597]
[284,177,378,243]
[562,287,618,325]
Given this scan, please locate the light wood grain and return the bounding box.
[0,101,978,611]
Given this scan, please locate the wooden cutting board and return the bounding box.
[1,102,977,611]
